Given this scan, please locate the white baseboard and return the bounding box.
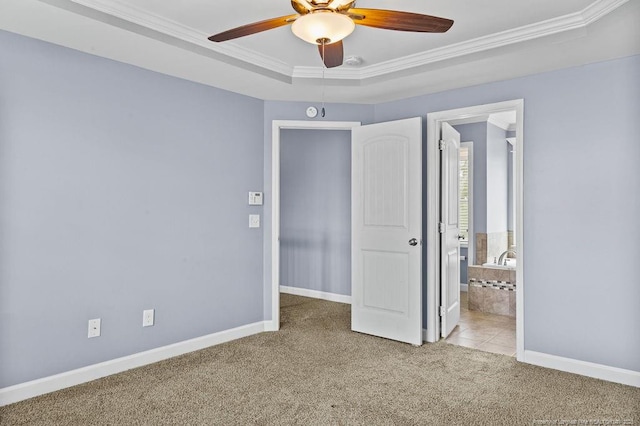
[263,320,279,332]
[280,285,351,304]
[0,321,268,407]
[460,283,468,292]
[524,350,640,388]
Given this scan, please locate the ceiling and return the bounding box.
[1,0,639,103]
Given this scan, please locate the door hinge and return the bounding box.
[439,306,445,316]
[439,140,445,151]
[438,222,445,233]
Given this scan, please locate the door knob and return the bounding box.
[409,238,418,246]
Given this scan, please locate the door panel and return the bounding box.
[440,122,461,338]
[352,117,422,345]
[362,250,409,315]
[363,138,408,228]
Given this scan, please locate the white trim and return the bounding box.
[460,283,468,292]
[425,115,440,343]
[461,141,474,266]
[280,285,351,305]
[487,115,512,132]
[48,0,627,83]
[0,321,269,407]
[271,121,361,333]
[426,100,525,358]
[524,350,640,388]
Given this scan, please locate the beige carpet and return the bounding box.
[1,294,638,425]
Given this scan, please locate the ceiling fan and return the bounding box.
[208,0,454,68]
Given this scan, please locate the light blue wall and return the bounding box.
[280,129,351,296]
[2,28,638,389]
[374,54,640,372]
[0,30,265,387]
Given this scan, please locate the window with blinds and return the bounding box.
[459,147,470,244]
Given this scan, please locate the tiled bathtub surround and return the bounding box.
[475,232,509,265]
[467,265,516,318]
[475,233,487,265]
[469,280,516,317]
[468,265,515,283]
[507,230,515,254]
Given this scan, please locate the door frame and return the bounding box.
[269,120,361,331]
[425,99,525,361]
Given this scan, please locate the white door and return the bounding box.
[440,122,461,338]
[351,117,422,345]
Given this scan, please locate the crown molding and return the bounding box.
[581,0,628,24]
[66,0,294,77]
[55,0,627,84]
[294,0,628,81]
[355,0,629,80]
[292,66,360,80]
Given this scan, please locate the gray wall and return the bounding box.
[374,54,640,372]
[0,30,265,387]
[486,123,509,233]
[280,130,351,296]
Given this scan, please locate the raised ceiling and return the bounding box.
[1,0,639,103]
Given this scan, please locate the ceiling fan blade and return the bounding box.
[208,14,298,42]
[318,40,344,68]
[348,8,453,33]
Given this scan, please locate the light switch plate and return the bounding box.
[248,192,263,205]
[249,214,260,228]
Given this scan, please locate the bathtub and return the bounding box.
[482,258,516,269]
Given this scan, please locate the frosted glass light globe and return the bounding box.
[291,11,355,45]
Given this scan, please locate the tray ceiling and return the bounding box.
[1,0,639,103]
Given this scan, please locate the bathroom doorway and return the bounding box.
[425,99,524,361]
[447,115,516,356]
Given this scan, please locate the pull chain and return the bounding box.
[321,40,326,117]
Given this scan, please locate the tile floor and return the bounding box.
[445,290,517,356]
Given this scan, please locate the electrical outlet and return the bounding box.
[88,318,101,338]
[249,214,260,228]
[143,309,154,327]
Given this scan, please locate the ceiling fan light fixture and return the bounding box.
[291,11,355,45]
